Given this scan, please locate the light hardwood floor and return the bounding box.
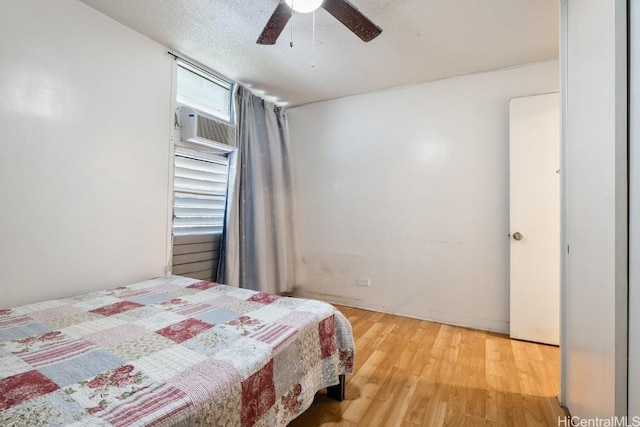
[290,305,568,427]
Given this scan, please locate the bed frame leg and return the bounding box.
[326,374,345,401]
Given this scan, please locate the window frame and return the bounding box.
[168,54,237,281]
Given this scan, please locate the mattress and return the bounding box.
[0,275,355,426]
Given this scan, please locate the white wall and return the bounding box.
[628,0,639,418]
[288,61,558,333]
[561,0,627,418]
[0,0,173,307]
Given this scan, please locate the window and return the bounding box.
[172,58,235,281]
[176,60,233,123]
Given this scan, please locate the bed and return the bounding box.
[0,275,355,426]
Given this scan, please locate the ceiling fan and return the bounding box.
[257,0,382,45]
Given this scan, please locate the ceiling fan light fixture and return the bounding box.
[257,0,382,45]
[284,0,323,14]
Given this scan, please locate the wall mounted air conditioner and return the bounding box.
[179,107,236,152]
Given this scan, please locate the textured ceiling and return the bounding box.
[79,0,559,106]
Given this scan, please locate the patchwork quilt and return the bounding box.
[0,275,355,426]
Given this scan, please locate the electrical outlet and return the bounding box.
[357,277,371,287]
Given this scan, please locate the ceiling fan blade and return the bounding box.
[322,0,382,42]
[257,1,291,45]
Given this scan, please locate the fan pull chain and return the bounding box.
[290,0,294,47]
[310,10,316,67]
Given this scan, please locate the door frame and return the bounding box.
[628,0,639,417]
[559,0,629,415]
[559,0,569,408]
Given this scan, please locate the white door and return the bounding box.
[509,92,560,345]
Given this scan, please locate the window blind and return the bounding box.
[173,153,229,236]
[172,149,230,281]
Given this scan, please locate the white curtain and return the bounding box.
[219,86,296,294]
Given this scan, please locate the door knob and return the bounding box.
[513,232,523,241]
